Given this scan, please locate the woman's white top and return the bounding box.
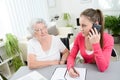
[27,35,66,61]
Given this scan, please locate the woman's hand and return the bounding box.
[88,28,100,44]
[68,67,80,78]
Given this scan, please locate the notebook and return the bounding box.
[17,71,47,80]
[51,67,86,80]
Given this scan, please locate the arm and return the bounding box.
[93,35,114,72]
[27,54,59,69]
[67,36,79,70]
[60,48,69,64]
[27,39,59,69]
[88,28,114,72]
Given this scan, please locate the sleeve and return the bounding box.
[93,34,114,72]
[67,35,80,70]
[57,37,66,52]
[27,40,35,55]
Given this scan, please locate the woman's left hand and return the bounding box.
[88,28,101,44]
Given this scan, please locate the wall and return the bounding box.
[48,0,120,27]
[48,0,62,20]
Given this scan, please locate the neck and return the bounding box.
[85,36,93,51]
[39,35,51,42]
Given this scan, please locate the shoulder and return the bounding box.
[103,33,113,40]
[75,32,84,40]
[103,32,114,44]
[28,38,38,45]
[52,35,60,41]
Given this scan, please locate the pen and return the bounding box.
[64,69,67,80]
[73,68,80,76]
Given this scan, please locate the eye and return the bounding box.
[80,24,87,28]
[34,29,41,32]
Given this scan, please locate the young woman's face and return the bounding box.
[79,15,93,37]
[33,23,48,38]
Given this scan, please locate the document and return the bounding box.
[17,71,47,80]
[51,67,86,80]
[0,75,3,80]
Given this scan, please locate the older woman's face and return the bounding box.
[79,15,93,37]
[33,23,48,38]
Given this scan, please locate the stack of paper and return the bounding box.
[17,71,47,80]
[51,67,86,80]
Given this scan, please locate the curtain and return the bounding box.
[4,0,49,38]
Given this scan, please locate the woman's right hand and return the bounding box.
[68,67,80,78]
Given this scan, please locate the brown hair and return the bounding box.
[80,8,104,48]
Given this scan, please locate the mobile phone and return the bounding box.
[92,23,101,32]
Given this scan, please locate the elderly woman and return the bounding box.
[27,18,69,69]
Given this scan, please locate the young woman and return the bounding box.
[27,18,69,69]
[67,8,114,78]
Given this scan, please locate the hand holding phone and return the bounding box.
[92,23,101,33]
[88,23,101,44]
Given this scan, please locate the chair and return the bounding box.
[60,37,70,50]
[111,48,119,61]
[60,37,70,64]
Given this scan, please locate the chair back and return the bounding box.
[60,38,70,50]
[111,48,119,61]
[111,48,117,57]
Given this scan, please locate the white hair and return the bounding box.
[27,18,47,35]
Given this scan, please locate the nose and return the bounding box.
[40,29,44,33]
[80,27,83,31]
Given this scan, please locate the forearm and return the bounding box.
[28,60,54,69]
[94,52,108,72]
[93,43,111,72]
[67,49,78,70]
[60,49,69,64]
[67,55,76,70]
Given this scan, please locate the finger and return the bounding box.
[72,68,79,77]
[91,28,95,35]
[88,35,91,39]
[73,68,79,76]
[98,33,101,38]
[99,33,101,36]
[69,68,78,78]
[69,72,78,78]
[75,70,80,76]
[94,28,98,35]
[89,31,92,37]
[69,70,75,78]
[88,34,92,40]
[72,72,79,77]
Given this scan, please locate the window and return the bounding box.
[98,0,120,10]
[0,0,49,39]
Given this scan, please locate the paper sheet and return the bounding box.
[17,71,47,80]
[65,68,86,80]
[51,68,67,80]
[0,75,3,80]
[51,67,86,80]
